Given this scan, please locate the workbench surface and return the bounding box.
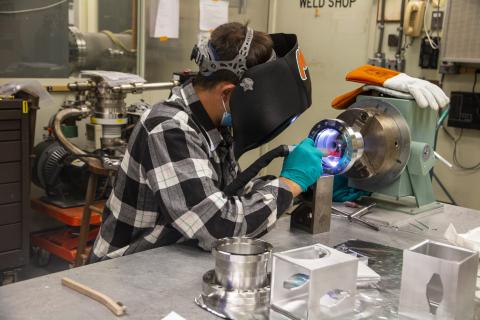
[1,204,479,320]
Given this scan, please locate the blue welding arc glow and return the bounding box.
[290,115,299,124]
[314,128,350,174]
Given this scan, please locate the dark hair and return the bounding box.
[193,22,273,90]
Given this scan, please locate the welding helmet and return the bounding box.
[191,28,312,159]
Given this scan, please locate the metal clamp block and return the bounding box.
[271,244,358,319]
[399,240,479,319]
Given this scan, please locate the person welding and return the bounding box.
[90,22,321,262]
[90,22,449,262]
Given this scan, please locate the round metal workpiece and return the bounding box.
[309,119,364,175]
[69,26,135,72]
[338,98,411,189]
[93,87,128,120]
[213,238,272,291]
[195,270,270,319]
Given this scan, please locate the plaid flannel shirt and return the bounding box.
[90,82,293,262]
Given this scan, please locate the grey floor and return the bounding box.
[17,254,70,282]
[3,204,74,285]
[0,252,72,287]
[0,196,88,286]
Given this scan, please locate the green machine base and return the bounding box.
[370,194,443,215]
[349,95,442,215]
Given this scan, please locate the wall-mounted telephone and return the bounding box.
[403,1,426,37]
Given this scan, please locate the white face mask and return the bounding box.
[220,97,232,127]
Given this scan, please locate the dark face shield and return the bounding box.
[230,33,312,159]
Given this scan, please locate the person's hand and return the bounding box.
[333,174,370,202]
[280,138,324,193]
[383,73,449,110]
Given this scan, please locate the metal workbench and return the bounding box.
[1,204,479,320]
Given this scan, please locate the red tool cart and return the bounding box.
[30,199,104,267]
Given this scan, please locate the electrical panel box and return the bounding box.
[441,0,480,64]
[419,37,440,69]
[430,10,444,31]
[388,34,400,48]
[448,91,480,130]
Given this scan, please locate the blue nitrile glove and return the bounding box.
[333,174,371,202]
[280,138,324,192]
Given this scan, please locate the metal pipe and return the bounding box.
[433,172,457,205]
[111,81,177,93]
[434,151,453,168]
[53,108,91,158]
[396,0,407,57]
[436,106,450,131]
[212,238,272,291]
[430,106,456,206]
[66,80,176,93]
[350,203,376,219]
[141,81,177,90]
[131,0,137,49]
[332,207,380,231]
[238,0,247,14]
[69,26,136,72]
[376,0,386,56]
[67,81,95,91]
[136,0,146,77]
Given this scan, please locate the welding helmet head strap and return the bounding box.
[192,27,254,79]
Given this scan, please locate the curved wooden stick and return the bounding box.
[61,277,127,316]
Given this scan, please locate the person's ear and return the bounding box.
[219,82,236,100]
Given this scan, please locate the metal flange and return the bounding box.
[309,119,364,175]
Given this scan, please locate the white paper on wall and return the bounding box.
[199,0,229,32]
[150,0,180,39]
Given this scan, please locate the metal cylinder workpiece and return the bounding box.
[309,119,364,175]
[212,238,273,291]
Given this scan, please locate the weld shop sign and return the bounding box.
[300,0,357,8]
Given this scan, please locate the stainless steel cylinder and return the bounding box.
[309,119,364,175]
[111,81,177,93]
[212,238,273,291]
[69,27,135,72]
[94,90,127,120]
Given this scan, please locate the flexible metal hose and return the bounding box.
[52,108,91,161]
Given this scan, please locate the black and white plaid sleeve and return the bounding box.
[91,108,293,261]
[143,115,293,249]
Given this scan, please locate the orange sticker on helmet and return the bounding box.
[296,48,308,81]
